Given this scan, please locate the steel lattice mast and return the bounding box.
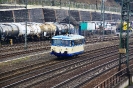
[119,0,131,86]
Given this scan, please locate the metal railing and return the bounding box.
[0,0,121,13]
[94,63,133,88]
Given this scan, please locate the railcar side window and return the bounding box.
[73,39,84,46]
[71,41,74,46]
[62,40,71,47]
[82,39,85,44]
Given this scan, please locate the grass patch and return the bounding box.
[0,56,30,67]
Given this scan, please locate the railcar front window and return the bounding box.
[52,39,61,46]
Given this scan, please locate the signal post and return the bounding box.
[119,0,131,86]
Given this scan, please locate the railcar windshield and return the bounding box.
[51,39,61,46]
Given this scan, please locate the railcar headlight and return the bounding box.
[52,48,55,50]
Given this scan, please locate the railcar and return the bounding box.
[50,34,85,58]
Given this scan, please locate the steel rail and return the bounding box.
[52,53,133,88]
[0,45,116,82]
[2,45,118,88]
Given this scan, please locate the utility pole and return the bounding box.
[0,26,1,47]
[101,0,106,38]
[25,0,28,49]
[68,0,70,34]
[60,0,61,9]
[119,0,131,86]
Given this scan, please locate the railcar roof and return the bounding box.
[52,34,84,40]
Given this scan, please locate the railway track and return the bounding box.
[0,36,119,60]
[92,61,133,88]
[35,48,133,88]
[0,45,117,74]
[85,35,118,43]
[1,40,50,48]
[2,46,133,88]
[0,46,50,59]
[0,42,50,59]
[0,41,50,52]
[83,41,133,88]
[0,45,119,87]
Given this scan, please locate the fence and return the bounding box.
[94,64,133,88]
[0,0,121,13]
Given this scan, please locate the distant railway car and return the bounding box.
[0,22,76,44]
[39,22,57,39]
[54,23,75,35]
[0,23,20,38]
[50,34,85,58]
